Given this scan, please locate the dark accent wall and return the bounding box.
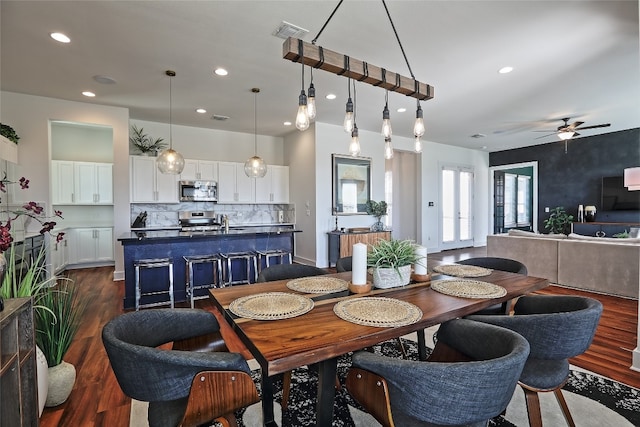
[490,128,640,231]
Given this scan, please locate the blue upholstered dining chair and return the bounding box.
[102,309,259,427]
[346,318,530,427]
[467,295,603,427]
[256,263,327,282]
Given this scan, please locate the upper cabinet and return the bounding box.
[0,135,18,163]
[52,160,113,205]
[255,165,289,204]
[180,159,217,181]
[130,155,178,203]
[218,162,254,203]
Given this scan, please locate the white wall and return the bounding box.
[130,119,285,165]
[0,91,130,279]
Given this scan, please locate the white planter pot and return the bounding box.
[372,265,412,289]
[36,345,49,415]
[46,361,76,407]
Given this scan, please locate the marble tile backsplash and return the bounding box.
[131,203,296,228]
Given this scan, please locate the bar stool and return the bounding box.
[134,258,174,311]
[183,254,223,308]
[221,252,258,285]
[256,249,292,273]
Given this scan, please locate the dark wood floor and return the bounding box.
[40,248,640,426]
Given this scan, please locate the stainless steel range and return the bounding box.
[178,211,222,232]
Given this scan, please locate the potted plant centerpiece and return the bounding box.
[365,200,388,232]
[129,124,166,156]
[367,239,422,289]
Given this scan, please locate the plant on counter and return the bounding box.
[543,206,574,235]
[367,239,422,289]
[129,124,166,155]
[365,200,388,232]
[0,123,20,144]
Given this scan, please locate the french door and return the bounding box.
[440,165,474,250]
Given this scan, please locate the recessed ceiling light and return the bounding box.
[481,146,488,150]
[50,32,70,43]
[283,121,292,126]
[325,93,337,100]
[82,91,96,97]
[397,107,407,113]
[214,68,228,76]
[93,75,116,84]
[195,108,207,114]
[498,66,514,74]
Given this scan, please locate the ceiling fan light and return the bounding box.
[557,131,575,140]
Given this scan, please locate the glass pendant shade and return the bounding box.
[307,82,316,120]
[343,97,354,133]
[157,70,185,175]
[414,135,423,153]
[244,156,267,178]
[157,148,185,174]
[414,104,425,137]
[384,137,394,159]
[349,124,361,156]
[296,90,310,131]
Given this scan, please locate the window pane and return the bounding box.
[442,169,455,242]
[517,175,531,226]
[459,171,472,240]
[504,174,517,227]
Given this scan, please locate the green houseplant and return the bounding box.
[367,239,421,289]
[365,200,388,232]
[129,124,166,155]
[35,278,86,406]
[0,123,20,144]
[543,206,574,235]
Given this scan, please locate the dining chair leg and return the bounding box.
[522,387,543,427]
[214,414,238,427]
[281,371,292,410]
[395,338,408,359]
[554,388,576,427]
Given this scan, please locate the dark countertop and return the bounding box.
[118,226,300,242]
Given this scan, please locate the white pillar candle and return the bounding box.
[352,243,368,285]
[414,245,427,275]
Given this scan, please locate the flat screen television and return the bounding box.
[601,176,640,211]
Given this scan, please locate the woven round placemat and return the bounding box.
[433,264,492,277]
[286,276,349,294]
[229,292,314,320]
[430,279,507,299]
[333,297,423,328]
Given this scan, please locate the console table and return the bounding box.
[327,230,391,267]
[571,221,640,237]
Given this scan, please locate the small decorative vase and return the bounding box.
[584,206,597,222]
[372,265,412,289]
[370,218,385,232]
[46,361,76,407]
[36,346,49,415]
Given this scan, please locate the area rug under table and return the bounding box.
[130,339,640,427]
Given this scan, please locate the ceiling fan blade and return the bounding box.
[532,129,558,132]
[574,123,611,131]
[573,132,581,137]
[534,133,557,140]
[566,121,584,130]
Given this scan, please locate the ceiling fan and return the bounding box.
[534,117,611,141]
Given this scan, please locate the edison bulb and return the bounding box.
[384,137,394,159]
[296,104,309,131]
[381,105,392,138]
[414,104,425,137]
[343,97,354,133]
[349,125,360,156]
[414,135,423,153]
[307,83,316,120]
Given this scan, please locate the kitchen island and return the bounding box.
[118,226,299,309]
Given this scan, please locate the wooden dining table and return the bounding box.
[208,260,548,427]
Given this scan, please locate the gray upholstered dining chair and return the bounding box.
[102,309,259,427]
[346,318,530,427]
[256,263,327,282]
[467,295,603,427]
[336,256,353,272]
[458,256,528,314]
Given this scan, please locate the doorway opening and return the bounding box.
[440,164,474,250]
[489,161,538,234]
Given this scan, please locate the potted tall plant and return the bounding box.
[543,206,574,235]
[35,278,85,407]
[367,239,422,289]
[365,200,388,232]
[129,124,166,155]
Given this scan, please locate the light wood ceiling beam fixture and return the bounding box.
[282,37,434,101]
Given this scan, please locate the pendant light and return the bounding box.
[414,135,423,153]
[157,70,185,174]
[413,100,425,138]
[381,91,392,138]
[348,80,360,156]
[245,88,267,178]
[343,77,354,133]
[295,63,310,131]
[307,67,316,121]
[384,137,394,159]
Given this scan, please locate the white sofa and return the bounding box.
[487,230,640,299]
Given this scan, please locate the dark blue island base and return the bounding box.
[118,227,299,310]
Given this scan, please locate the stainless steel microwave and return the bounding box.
[179,180,218,202]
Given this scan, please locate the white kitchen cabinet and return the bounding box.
[0,135,18,163]
[180,159,218,181]
[130,155,178,203]
[68,227,113,264]
[218,161,254,203]
[255,165,289,203]
[51,160,113,205]
[51,237,69,274]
